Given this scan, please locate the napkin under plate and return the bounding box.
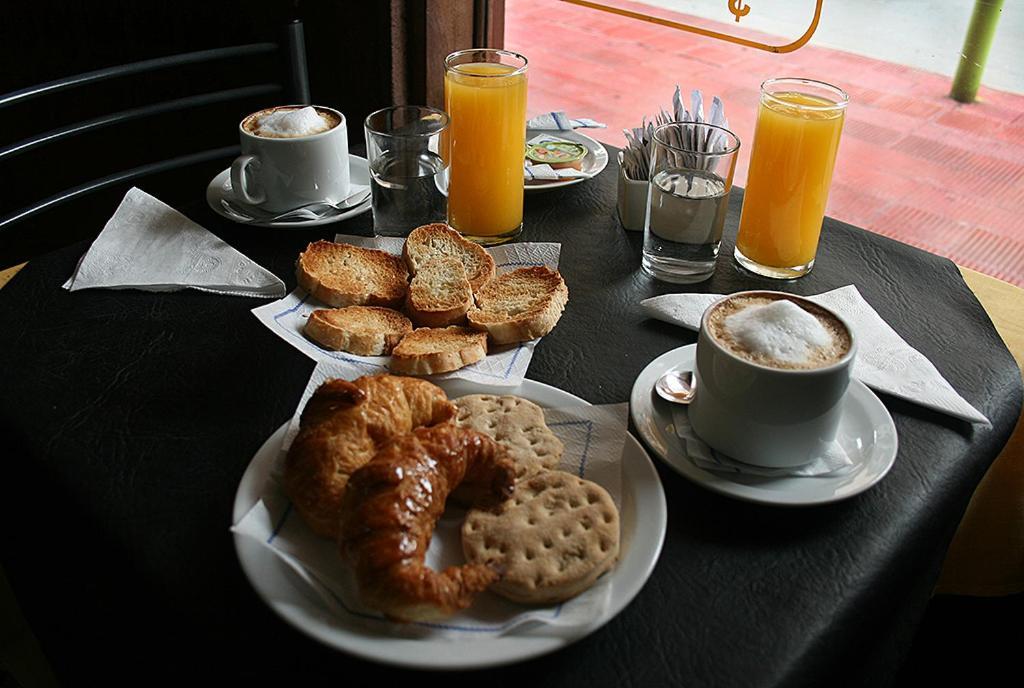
[64,187,285,298]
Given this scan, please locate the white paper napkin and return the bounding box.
[670,403,853,477]
[251,234,562,387]
[527,111,606,130]
[63,187,285,298]
[640,285,990,425]
[231,361,628,638]
[524,134,591,181]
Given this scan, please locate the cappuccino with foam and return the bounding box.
[689,291,857,468]
[242,106,341,138]
[232,105,350,212]
[707,294,851,370]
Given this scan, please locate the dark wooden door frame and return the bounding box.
[474,0,506,49]
[391,0,505,108]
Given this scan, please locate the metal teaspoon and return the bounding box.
[654,369,696,405]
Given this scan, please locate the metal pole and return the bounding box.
[950,0,1005,103]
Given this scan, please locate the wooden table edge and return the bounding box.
[0,263,26,289]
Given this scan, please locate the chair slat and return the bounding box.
[0,43,278,109]
[0,145,239,231]
[0,84,281,161]
[283,20,311,105]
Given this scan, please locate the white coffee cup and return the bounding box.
[230,105,350,213]
[687,291,857,468]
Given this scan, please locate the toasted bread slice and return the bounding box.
[403,223,496,293]
[405,256,474,327]
[304,306,413,355]
[297,240,409,308]
[467,266,568,344]
[389,326,488,375]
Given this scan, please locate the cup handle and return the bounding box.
[230,155,266,206]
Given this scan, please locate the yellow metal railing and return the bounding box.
[561,0,824,53]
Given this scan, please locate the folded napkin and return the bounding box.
[524,134,591,181]
[64,187,285,298]
[231,360,628,638]
[251,234,562,387]
[671,403,854,477]
[527,111,606,130]
[641,285,990,425]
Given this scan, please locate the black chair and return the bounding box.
[0,19,311,266]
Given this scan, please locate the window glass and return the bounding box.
[507,0,1024,285]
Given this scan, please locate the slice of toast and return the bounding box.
[467,266,568,345]
[304,306,413,355]
[389,326,488,375]
[402,223,496,293]
[296,240,409,308]
[405,256,474,327]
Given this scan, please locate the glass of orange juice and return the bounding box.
[444,49,528,245]
[734,78,849,279]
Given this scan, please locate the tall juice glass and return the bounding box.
[444,49,528,244]
[734,78,848,279]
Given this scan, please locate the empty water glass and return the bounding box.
[364,106,450,237]
[642,122,741,283]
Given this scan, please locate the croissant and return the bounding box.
[339,424,516,622]
[282,374,455,538]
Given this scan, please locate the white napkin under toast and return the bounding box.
[251,234,562,387]
[641,285,990,425]
[64,187,285,298]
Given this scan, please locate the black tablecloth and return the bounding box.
[1,148,1020,687]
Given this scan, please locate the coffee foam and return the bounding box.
[708,295,850,370]
[250,106,335,138]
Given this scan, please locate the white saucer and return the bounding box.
[524,129,609,192]
[630,344,899,506]
[206,153,372,228]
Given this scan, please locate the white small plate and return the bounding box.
[232,378,667,669]
[630,344,899,506]
[524,129,609,192]
[206,154,372,228]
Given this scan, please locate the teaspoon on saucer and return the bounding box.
[655,370,695,405]
[220,189,371,223]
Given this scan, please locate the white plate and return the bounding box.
[630,344,898,506]
[524,129,609,192]
[232,379,667,669]
[206,154,371,228]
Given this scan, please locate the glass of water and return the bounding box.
[364,105,450,237]
[642,122,741,283]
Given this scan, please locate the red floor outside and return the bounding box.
[507,0,1024,287]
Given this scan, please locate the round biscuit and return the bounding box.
[461,470,619,605]
[453,394,564,480]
